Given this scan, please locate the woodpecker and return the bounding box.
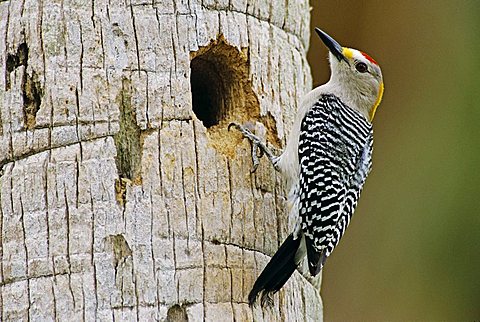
[230,28,384,305]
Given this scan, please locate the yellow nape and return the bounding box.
[342,47,354,59]
[369,82,384,121]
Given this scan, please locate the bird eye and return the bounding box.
[355,62,368,73]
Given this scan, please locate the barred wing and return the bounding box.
[298,94,373,275]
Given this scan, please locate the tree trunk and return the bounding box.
[0,0,323,320]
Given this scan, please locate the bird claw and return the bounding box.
[251,142,261,173]
[229,122,264,172]
[227,122,238,131]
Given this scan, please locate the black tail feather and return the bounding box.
[248,234,301,306]
[305,236,322,276]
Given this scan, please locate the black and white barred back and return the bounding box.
[298,94,373,275]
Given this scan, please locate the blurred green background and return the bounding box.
[307,1,480,320]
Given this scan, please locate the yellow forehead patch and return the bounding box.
[342,47,354,60]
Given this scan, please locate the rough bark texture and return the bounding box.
[0,0,322,320]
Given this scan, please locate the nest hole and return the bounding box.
[190,37,259,129]
[190,57,224,127]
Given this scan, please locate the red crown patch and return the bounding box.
[361,51,378,65]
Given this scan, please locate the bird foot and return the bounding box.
[229,122,279,172]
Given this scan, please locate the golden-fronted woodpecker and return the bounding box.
[231,27,384,305]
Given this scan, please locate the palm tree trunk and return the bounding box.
[0,0,322,320]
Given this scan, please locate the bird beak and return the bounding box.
[315,28,349,65]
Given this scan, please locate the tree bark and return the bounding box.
[0,0,323,320]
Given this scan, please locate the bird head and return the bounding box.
[315,28,384,122]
